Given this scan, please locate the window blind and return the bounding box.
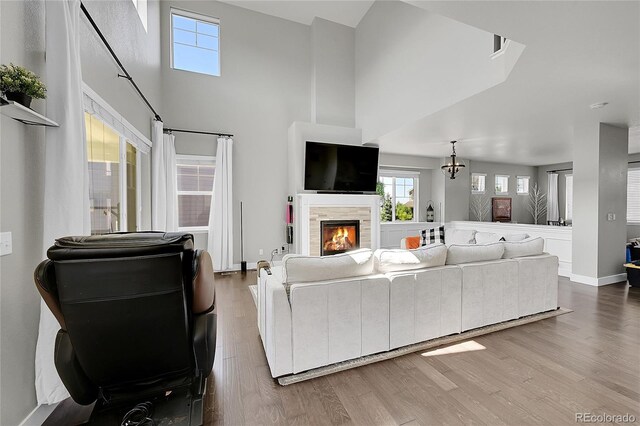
[627,169,640,222]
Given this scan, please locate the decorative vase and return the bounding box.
[4,91,32,108]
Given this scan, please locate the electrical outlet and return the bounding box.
[259,248,264,256]
[607,213,616,221]
[0,232,12,256]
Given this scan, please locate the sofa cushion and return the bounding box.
[282,248,374,285]
[446,243,505,265]
[374,243,447,273]
[421,226,445,245]
[475,232,503,244]
[445,229,476,246]
[502,237,544,259]
[503,233,529,241]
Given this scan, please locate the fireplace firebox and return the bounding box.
[320,220,360,256]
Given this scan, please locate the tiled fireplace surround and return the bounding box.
[295,194,381,256]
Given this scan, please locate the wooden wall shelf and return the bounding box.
[0,97,59,127]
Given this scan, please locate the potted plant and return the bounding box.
[0,63,47,108]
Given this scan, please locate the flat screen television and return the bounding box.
[304,141,379,193]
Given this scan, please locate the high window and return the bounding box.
[131,0,148,31]
[171,9,220,76]
[378,170,419,222]
[85,113,141,234]
[627,169,640,223]
[176,155,215,230]
[516,176,530,195]
[495,175,509,195]
[471,173,486,194]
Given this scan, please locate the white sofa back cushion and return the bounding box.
[502,237,545,259]
[282,248,374,284]
[445,228,476,246]
[446,243,505,265]
[475,232,503,244]
[374,243,447,273]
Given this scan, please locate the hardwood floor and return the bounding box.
[204,273,640,426]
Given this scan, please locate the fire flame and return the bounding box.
[323,226,355,252]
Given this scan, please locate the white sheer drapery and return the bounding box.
[151,121,178,231]
[208,137,234,270]
[35,0,90,405]
[547,173,560,222]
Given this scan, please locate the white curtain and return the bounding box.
[547,173,560,222]
[151,121,178,231]
[208,137,234,270]
[35,0,90,405]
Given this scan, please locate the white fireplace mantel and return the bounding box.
[295,193,381,255]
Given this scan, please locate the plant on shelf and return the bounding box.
[527,183,547,224]
[470,194,490,221]
[0,63,47,108]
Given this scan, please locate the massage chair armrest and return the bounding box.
[192,250,215,314]
[55,330,98,405]
[34,259,66,330]
[193,312,216,379]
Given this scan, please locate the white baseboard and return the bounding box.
[570,272,627,286]
[221,262,258,272]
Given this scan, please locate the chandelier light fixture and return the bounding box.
[441,140,465,180]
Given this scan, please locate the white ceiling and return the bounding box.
[374,1,640,165]
[218,0,374,28]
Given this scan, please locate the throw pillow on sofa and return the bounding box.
[475,232,503,244]
[445,228,477,246]
[421,226,445,245]
[502,237,544,259]
[445,242,505,265]
[503,233,529,241]
[374,243,447,273]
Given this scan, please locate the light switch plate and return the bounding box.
[0,232,12,256]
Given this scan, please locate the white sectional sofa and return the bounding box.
[258,235,558,379]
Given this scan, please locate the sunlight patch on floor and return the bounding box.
[421,340,486,357]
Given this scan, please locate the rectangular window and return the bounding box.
[565,174,573,222]
[85,113,141,234]
[177,155,215,230]
[627,169,640,223]
[378,171,419,222]
[516,176,530,194]
[171,9,220,76]
[131,0,147,31]
[471,173,486,194]
[495,175,509,195]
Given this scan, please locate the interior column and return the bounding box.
[571,122,629,285]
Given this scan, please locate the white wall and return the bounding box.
[0,2,46,424]
[161,1,312,264]
[355,1,504,142]
[469,160,538,224]
[311,18,355,127]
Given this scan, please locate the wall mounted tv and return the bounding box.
[304,141,379,193]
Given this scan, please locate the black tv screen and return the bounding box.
[304,141,379,192]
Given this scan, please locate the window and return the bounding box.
[516,176,530,195]
[171,9,220,76]
[378,171,419,222]
[85,113,141,234]
[177,155,215,230]
[495,175,509,195]
[565,175,573,222]
[131,0,147,31]
[471,173,486,194]
[627,169,640,223]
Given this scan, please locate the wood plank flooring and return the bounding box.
[204,273,640,426]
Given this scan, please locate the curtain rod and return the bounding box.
[163,128,234,138]
[80,2,162,122]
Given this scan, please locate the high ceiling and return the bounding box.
[219,1,374,28]
[375,1,640,165]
